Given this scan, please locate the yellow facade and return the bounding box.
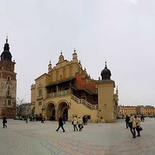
[119,105,155,117]
[145,106,155,116]
[122,106,137,116]
[31,51,118,123]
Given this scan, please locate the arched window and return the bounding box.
[7,85,11,96]
[7,76,11,81]
[8,99,11,106]
[7,89,10,96]
[38,89,42,97]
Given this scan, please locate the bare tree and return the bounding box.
[16,98,24,118]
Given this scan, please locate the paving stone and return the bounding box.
[0,118,155,155]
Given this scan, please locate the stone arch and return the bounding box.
[46,102,56,120]
[57,100,69,121]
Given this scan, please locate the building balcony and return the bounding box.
[47,89,71,98]
[37,95,43,100]
[46,89,98,110]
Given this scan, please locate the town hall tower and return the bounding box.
[0,36,16,118]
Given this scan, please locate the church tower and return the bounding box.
[0,36,16,118]
[97,62,116,123]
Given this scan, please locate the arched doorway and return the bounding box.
[57,102,68,121]
[62,107,68,121]
[46,103,56,120]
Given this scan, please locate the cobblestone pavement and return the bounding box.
[0,117,155,155]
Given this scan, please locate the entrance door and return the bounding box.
[62,107,68,121]
[46,103,55,120]
[57,102,68,121]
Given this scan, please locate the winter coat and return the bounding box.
[129,115,136,128]
[73,117,78,125]
[135,117,141,127]
[58,117,63,126]
[2,117,7,123]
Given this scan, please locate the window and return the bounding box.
[7,76,11,81]
[38,102,42,106]
[7,89,10,96]
[8,100,12,106]
[7,85,11,96]
[38,89,42,97]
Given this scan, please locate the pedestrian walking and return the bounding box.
[125,114,130,129]
[56,115,65,132]
[72,116,78,131]
[82,115,86,125]
[2,116,7,128]
[129,114,136,138]
[25,116,28,123]
[135,115,141,137]
[85,115,88,125]
[78,116,83,131]
[141,115,145,122]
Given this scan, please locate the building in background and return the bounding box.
[119,105,155,117]
[145,105,155,116]
[0,37,16,118]
[31,50,119,123]
[120,106,137,116]
[136,105,145,115]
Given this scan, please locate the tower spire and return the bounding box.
[105,61,107,68]
[72,47,78,61]
[74,47,76,53]
[6,35,8,43]
[101,61,111,80]
[1,35,12,61]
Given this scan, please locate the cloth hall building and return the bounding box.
[31,50,118,123]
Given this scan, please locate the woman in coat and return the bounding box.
[72,116,78,131]
[129,114,136,138]
[78,116,83,131]
[135,115,141,137]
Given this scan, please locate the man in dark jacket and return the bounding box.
[56,115,65,132]
[125,115,130,129]
[2,116,7,128]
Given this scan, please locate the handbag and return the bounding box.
[139,127,143,131]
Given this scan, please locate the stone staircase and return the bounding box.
[71,94,98,110]
[47,90,98,110]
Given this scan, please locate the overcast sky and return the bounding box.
[0,0,155,106]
